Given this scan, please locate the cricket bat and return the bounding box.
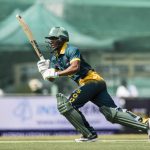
[16,14,44,60]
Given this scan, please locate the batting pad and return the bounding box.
[56,93,93,138]
[100,106,148,132]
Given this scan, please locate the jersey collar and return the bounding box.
[60,42,67,54]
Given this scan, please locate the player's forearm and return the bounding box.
[57,64,79,76]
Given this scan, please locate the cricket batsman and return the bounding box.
[37,27,150,142]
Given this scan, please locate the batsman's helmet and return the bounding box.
[45,27,69,42]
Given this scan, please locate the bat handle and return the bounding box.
[40,55,45,60]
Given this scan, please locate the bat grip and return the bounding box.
[40,56,45,60]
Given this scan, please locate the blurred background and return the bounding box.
[0,0,150,135]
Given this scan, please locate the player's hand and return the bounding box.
[37,59,50,73]
[42,68,59,80]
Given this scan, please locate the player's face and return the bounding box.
[46,37,64,52]
[49,37,59,49]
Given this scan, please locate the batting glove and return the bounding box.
[37,59,50,73]
[42,68,59,80]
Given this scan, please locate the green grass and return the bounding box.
[0,134,149,150]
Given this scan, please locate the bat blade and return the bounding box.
[16,14,44,60]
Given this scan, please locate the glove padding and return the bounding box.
[42,68,59,80]
[37,59,50,73]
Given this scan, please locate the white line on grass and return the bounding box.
[0,139,149,143]
[0,140,74,143]
[101,139,150,142]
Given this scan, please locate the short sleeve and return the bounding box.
[69,48,81,64]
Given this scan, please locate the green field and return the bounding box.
[0,134,149,150]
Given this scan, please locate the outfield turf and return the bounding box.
[0,134,149,150]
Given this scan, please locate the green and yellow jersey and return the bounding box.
[50,43,104,85]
